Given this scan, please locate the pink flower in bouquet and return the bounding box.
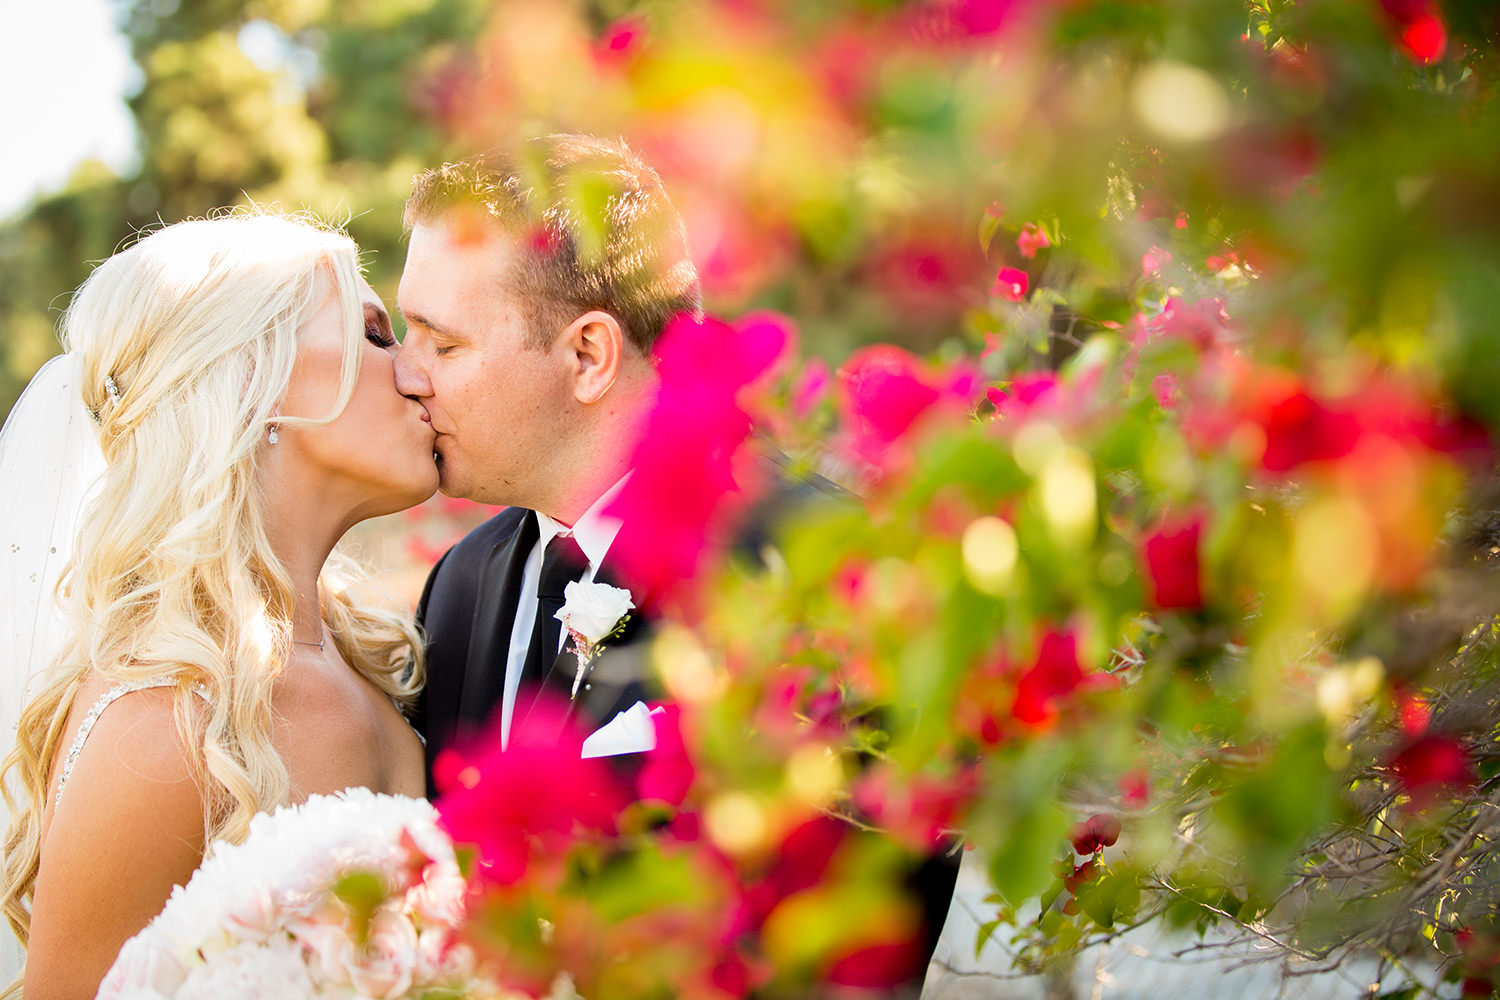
[348,909,421,999]
[1141,512,1206,610]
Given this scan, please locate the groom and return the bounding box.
[394,134,696,763]
[395,134,956,992]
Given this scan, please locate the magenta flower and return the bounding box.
[992,266,1029,302]
[837,345,975,466]
[609,312,789,608]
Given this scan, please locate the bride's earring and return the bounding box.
[268,424,280,445]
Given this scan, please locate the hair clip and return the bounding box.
[104,374,121,403]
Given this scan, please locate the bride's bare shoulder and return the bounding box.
[28,679,206,999]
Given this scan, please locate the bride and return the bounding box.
[0,214,439,998]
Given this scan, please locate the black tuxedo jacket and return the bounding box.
[411,453,957,986]
[413,506,655,783]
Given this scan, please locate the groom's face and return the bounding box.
[395,214,575,506]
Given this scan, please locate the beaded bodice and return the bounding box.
[54,679,211,806]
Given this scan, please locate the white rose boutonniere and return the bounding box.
[555,580,635,698]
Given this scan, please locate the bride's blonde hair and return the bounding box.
[0,213,425,959]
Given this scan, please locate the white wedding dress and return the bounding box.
[0,351,109,985]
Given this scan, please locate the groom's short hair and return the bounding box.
[404,134,701,354]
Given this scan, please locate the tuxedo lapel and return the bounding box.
[458,511,538,725]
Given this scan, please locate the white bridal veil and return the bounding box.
[0,351,106,981]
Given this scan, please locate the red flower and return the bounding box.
[1253,383,1361,473]
[992,266,1029,302]
[1141,513,1205,610]
[1390,733,1475,809]
[1069,813,1122,855]
[1378,0,1447,63]
[1011,629,1087,727]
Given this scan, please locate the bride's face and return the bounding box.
[276,277,439,519]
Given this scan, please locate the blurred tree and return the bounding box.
[0,0,486,420]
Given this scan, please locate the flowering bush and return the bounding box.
[376,0,1500,996]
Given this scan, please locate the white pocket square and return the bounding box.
[581,700,663,759]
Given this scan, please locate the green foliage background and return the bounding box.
[0,0,487,421]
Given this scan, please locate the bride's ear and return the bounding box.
[567,310,624,405]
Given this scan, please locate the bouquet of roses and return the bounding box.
[97,789,515,1000]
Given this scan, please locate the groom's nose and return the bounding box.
[392,340,431,400]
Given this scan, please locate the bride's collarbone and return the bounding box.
[271,648,420,796]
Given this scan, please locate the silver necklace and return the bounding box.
[292,631,326,650]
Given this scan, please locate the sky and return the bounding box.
[0,0,136,220]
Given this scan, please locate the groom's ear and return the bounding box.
[567,310,624,405]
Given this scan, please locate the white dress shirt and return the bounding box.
[497,475,628,748]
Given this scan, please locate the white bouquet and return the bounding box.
[97,789,508,1000]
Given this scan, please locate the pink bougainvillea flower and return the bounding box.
[836,344,976,467]
[1141,512,1206,610]
[594,14,647,66]
[609,312,786,607]
[1390,733,1475,809]
[1011,628,1087,727]
[791,358,830,418]
[1016,223,1051,259]
[1151,373,1180,410]
[435,695,623,885]
[1120,770,1150,807]
[1069,813,1122,855]
[1153,297,1230,350]
[987,372,1058,418]
[992,266,1029,302]
[980,330,1005,364]
[1175,212,1189,230]
[1141,246,1171,276]
[637,703,696,808]
[852,766,977,851]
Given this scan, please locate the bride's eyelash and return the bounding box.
[365,325,396,348]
